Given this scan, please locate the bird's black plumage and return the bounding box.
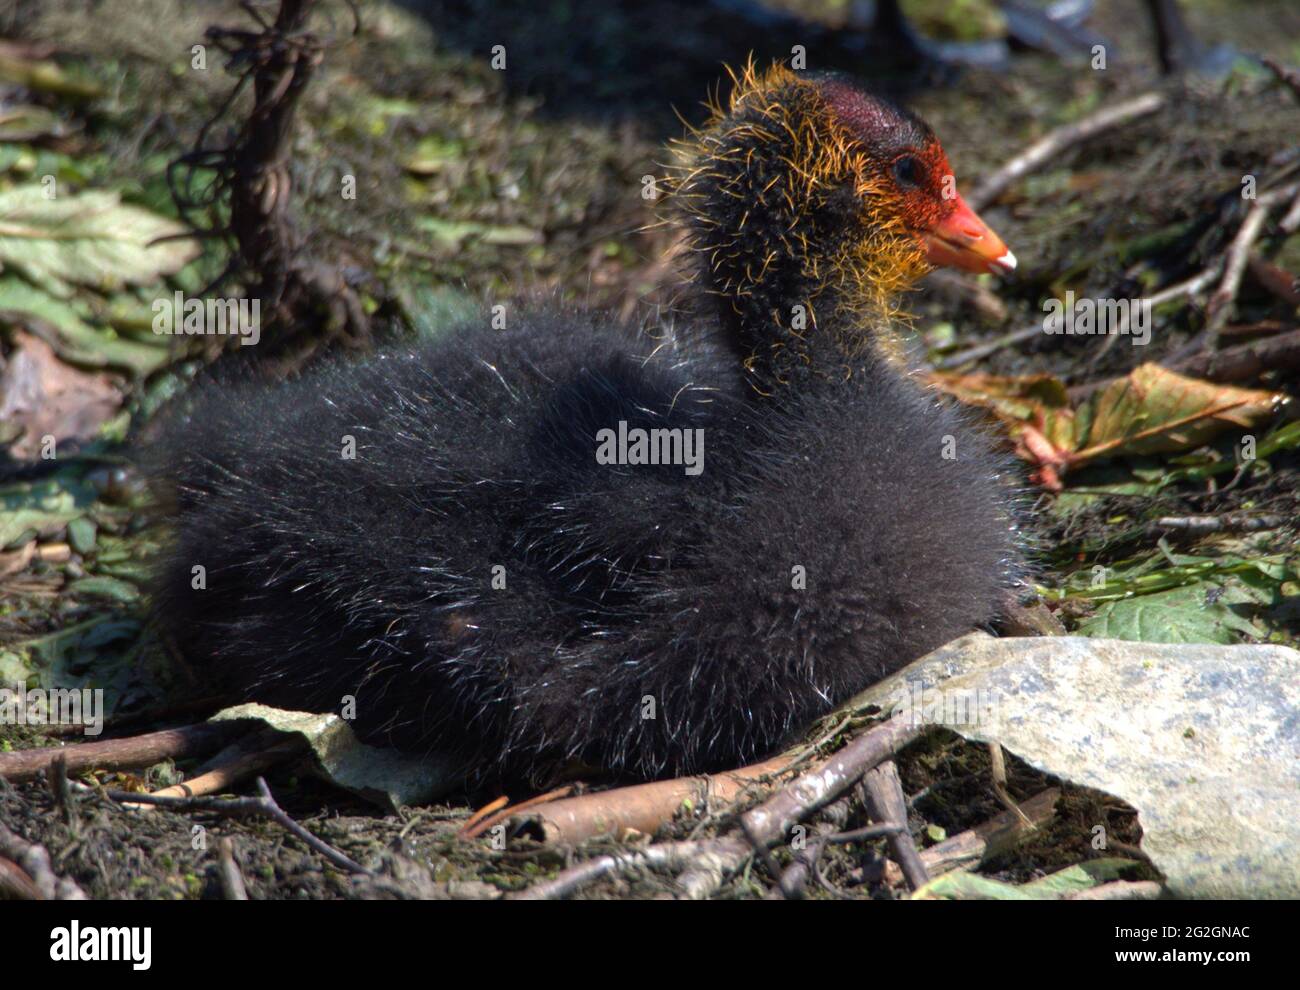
[148,68,1024,785]
[150,315,1019,783]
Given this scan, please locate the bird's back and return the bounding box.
[149,312,1020,783]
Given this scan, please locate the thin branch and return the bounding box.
[1205,181,1300,344]
[458,795,509,837]
[969,93,1166,211]
[459,786,572,841]
[128,736,305,808]
[0,855,45,900]
[1262,56,1300,102]
[883,787,1061,886]
[0,723,241,784]
[934,322,1041,371]
[510,753,795,846]
[217,837,250,900]
[934,264,1221,371]
[861,761,928,890]
[738,717,926,851]
[0,822,88,900]
[47,753,77,832]
[987,742,1034,829]
[1150,513,1288,534]
[101,777,371,876]
[771,822,905,900]
[1280,187,1300,234]
[507,838,750,900]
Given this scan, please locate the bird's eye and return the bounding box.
[892,155,925,189]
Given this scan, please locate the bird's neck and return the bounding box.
[697,246,916,390]
[707,262,852,384]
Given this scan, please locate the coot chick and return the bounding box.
[149,65,1022,785]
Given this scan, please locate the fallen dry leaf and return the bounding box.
[0,540,36,579]
[0,329,122,458]
[931,362,1283,489]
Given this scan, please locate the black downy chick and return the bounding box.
[149,65,1023,785]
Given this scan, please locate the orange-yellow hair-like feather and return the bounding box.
[664,59,930,369]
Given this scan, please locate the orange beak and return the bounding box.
[921,195,1016,276]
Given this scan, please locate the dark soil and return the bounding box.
[1,0,1297,898]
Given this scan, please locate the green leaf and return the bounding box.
[66,575,139,603]
[1078,584,1262,644]
[415,216,542,250]
[912,872,1033,900]
[913,859,1142,899]
[0,185,198,297]
[1021,858,1143,896]
[3,615,142,718]
[67,516,97,555]
[0,105,68,143]
[0,274,172,375]
[0,475,96,548]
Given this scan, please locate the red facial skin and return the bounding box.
[894,141,1016,277]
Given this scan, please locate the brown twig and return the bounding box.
[459,786,572,841]
[1217,319,1294,340]
[1150,513,1288,534]
[508,838,750,900]
[102,777,371,876]
[508,718,924,897]
[0,855,45,900]
[1280,188,1300,234]
[510,753,795,846]
[987,742,1034,829]
[0,722,241,784]
[883,787,1061,886]
[771,821,906,900]
[459,795,509,837]
[0,822,88,900]
[934,264,1221,372]
[861,761,928,891]
[738,717,926,851]
[673,840,753,900]
[1205,181,1300,344]
[1262,56,1300,102]
[1190,315,1300,376]
[934,322,1042,371]
[1246,256,1300,307]
[217,837,249,900]
[47,753,77,832]
[132,735,306,807]
[768,819,835,901]
[968,93,1166,212]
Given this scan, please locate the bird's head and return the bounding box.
[670,62,1014,378]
